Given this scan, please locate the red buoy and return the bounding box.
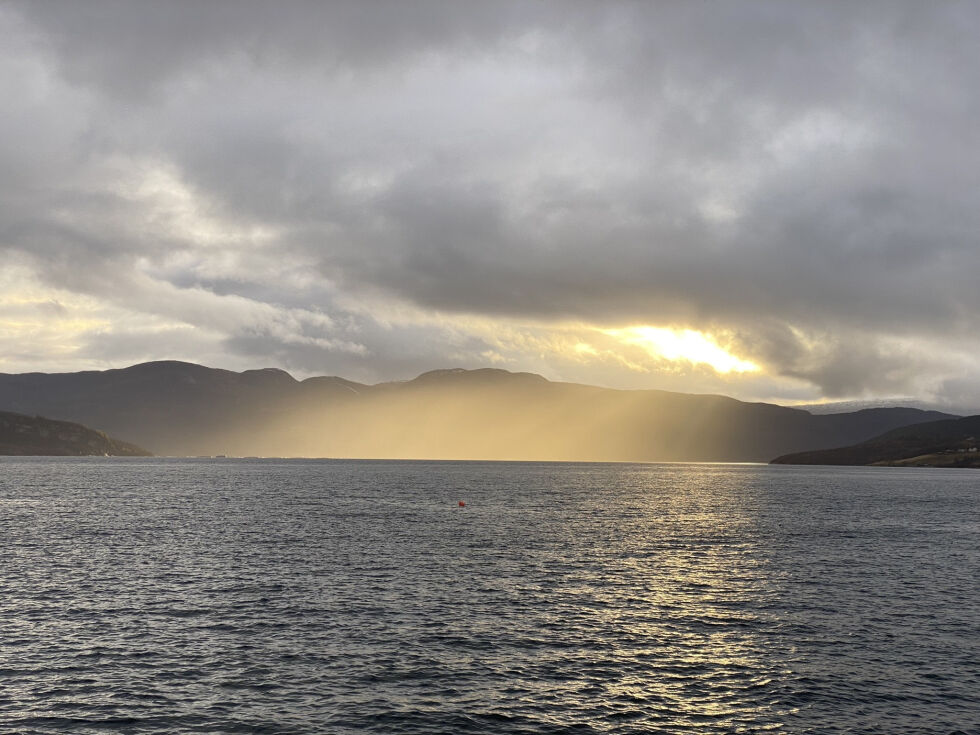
[458,500,465,507]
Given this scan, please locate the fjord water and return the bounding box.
[1,459,977,734]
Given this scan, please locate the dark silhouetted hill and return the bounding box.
[0,361,955,460]
[771,415,980,467]
[0,410,151,456]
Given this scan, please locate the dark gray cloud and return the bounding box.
[2,1,979,406]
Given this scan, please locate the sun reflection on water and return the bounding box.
[542,465,791,730]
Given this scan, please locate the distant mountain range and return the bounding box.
[0,410,150,456]
[0,361,956,461]
[772,415,980,467]
[794,398,975,416]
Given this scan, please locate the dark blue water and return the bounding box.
[0,458,977,734]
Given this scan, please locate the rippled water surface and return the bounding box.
[1,458,977,734]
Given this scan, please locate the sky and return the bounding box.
[2,1,979,409]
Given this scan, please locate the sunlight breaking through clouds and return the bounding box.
[603,327,759,375]
[4,2,980,408]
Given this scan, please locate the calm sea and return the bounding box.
[0,458,977,734]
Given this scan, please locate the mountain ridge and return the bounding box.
[0,361,956,461]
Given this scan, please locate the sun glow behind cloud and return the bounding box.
[603,326,759,374]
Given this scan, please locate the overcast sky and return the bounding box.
[2,1,979,407]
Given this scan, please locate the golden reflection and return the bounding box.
[575,469,786,729]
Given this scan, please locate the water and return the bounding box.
[0,458,977,734]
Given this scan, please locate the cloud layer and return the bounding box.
[2,1,979,407]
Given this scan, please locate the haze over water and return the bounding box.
[2,458,977,734]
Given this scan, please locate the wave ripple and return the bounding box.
[1,458,977,734]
